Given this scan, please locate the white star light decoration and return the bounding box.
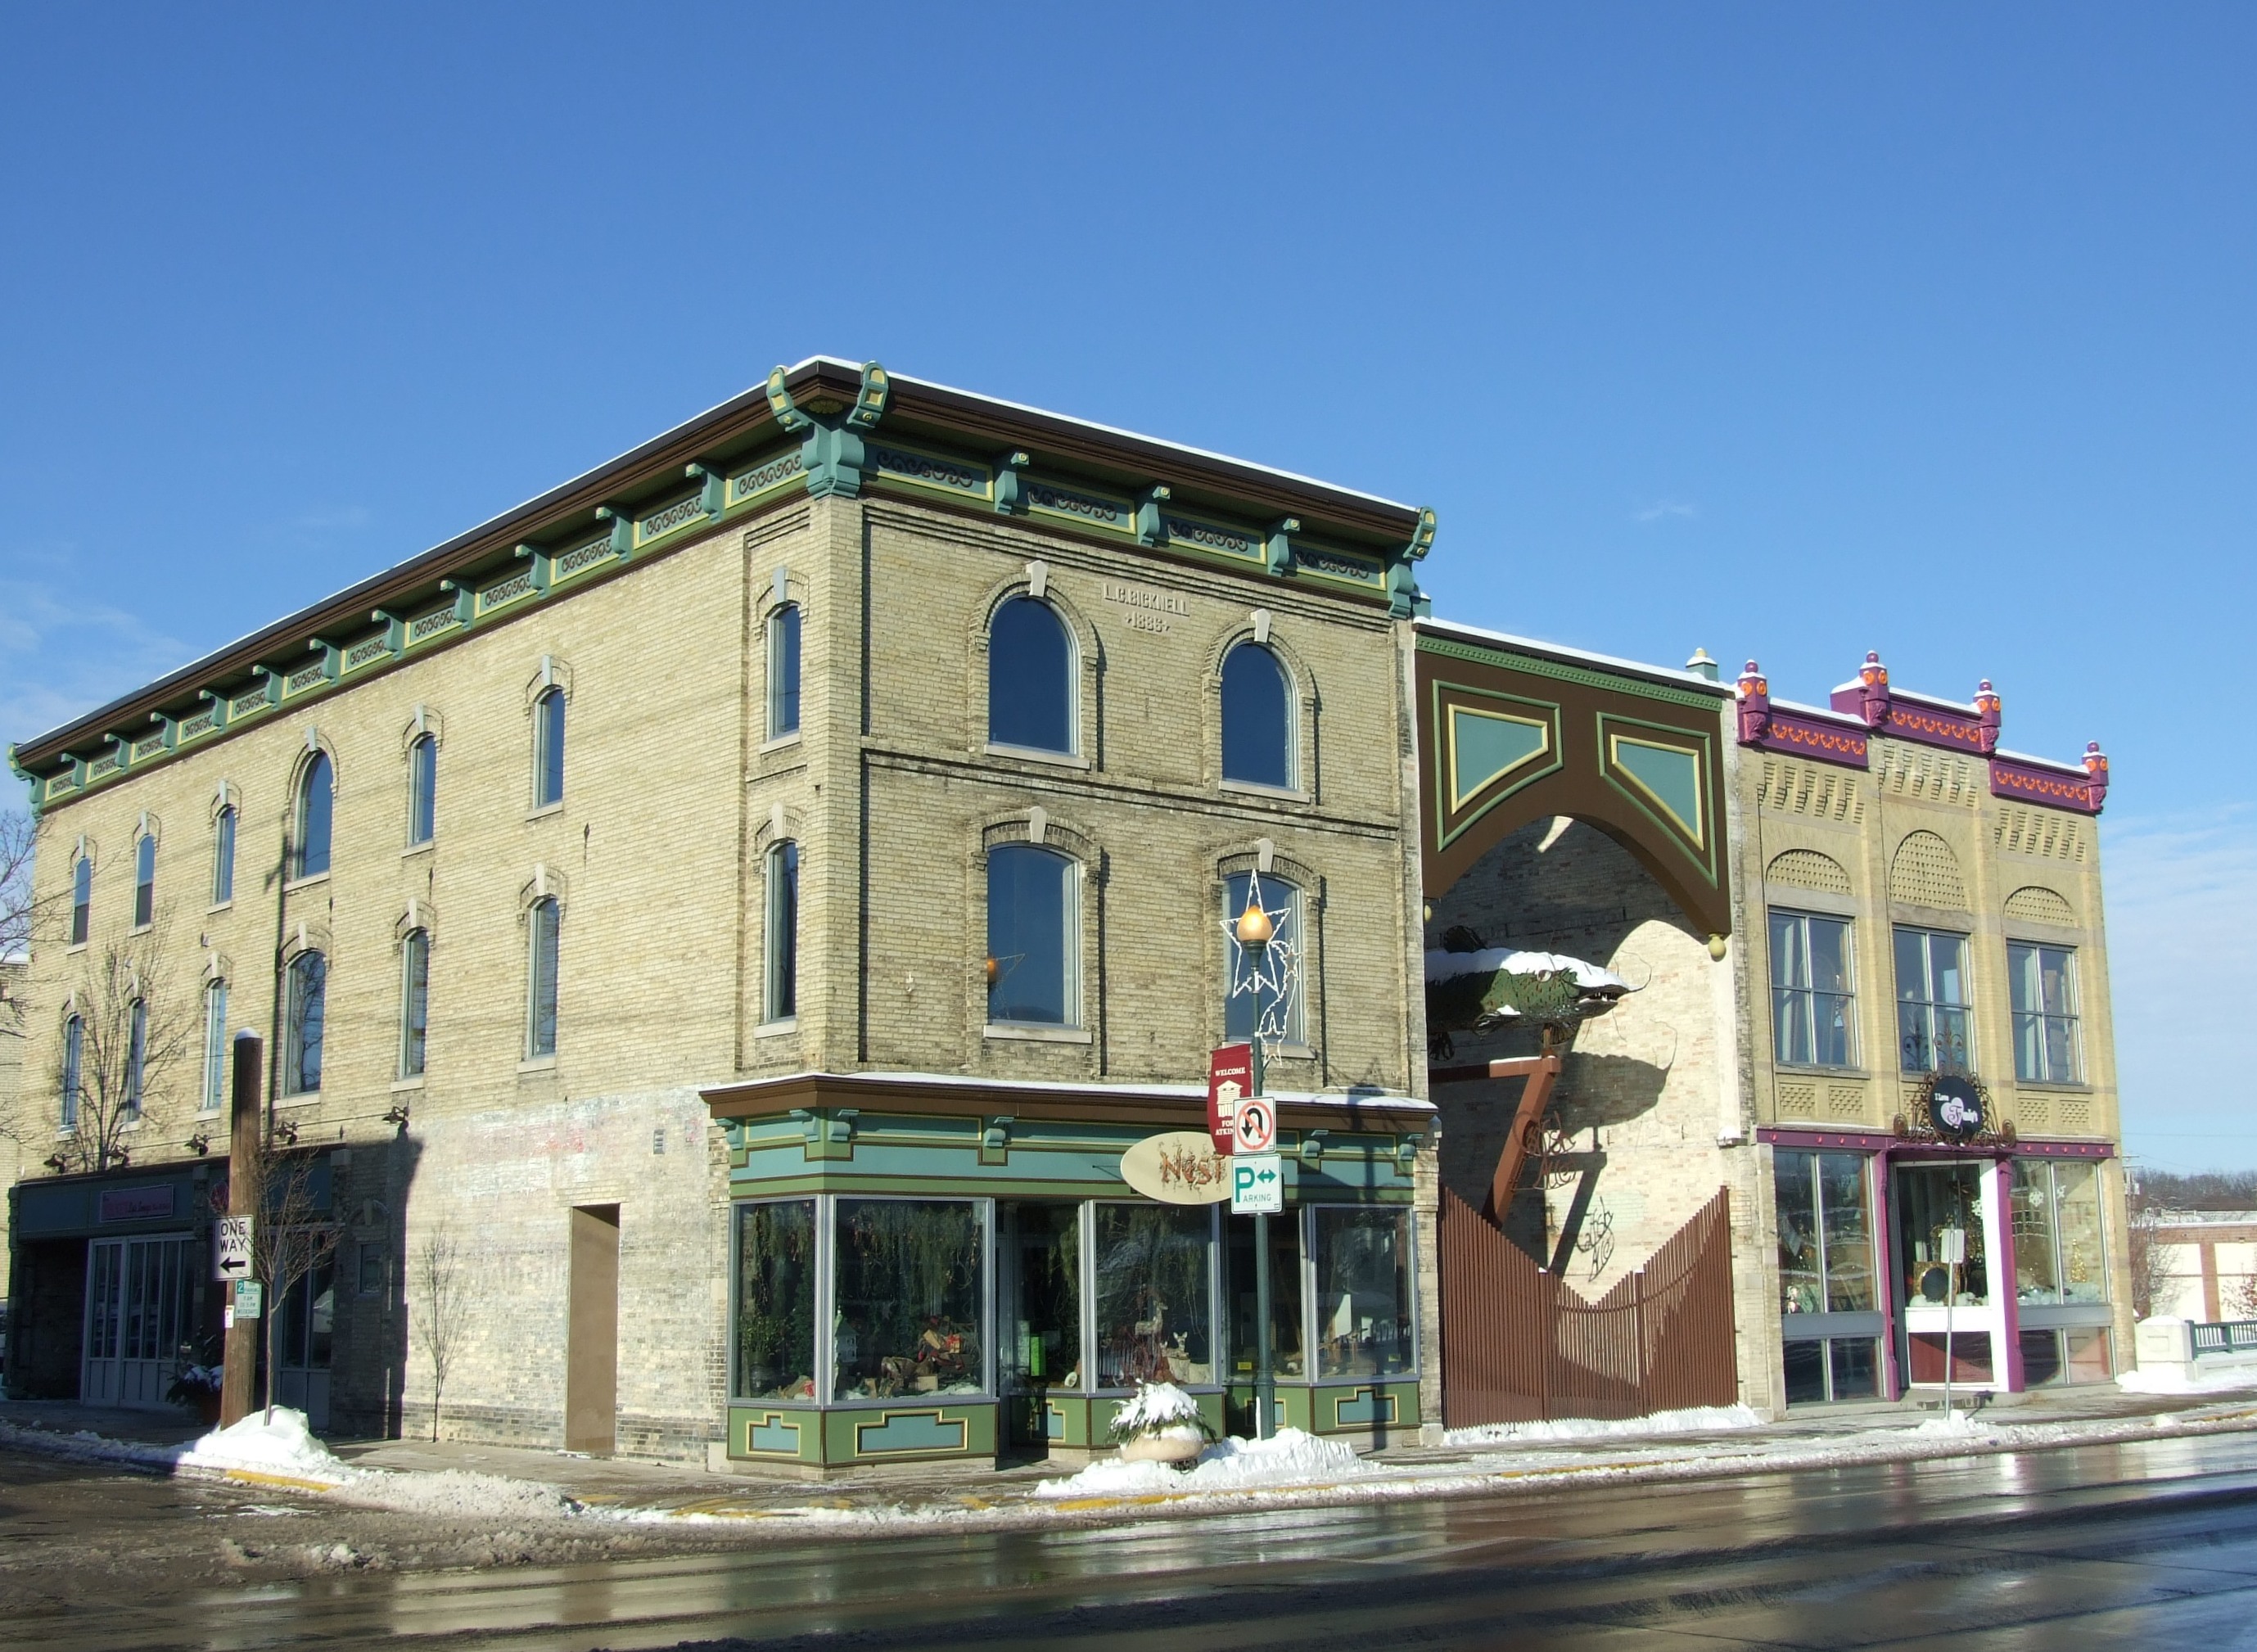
[1222,869,1301,1049]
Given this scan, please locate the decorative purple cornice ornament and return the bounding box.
[1856,651,1891,729]
[2083,742,2110,810]
[1973,680,2002,755]
[1736,660,1770,744]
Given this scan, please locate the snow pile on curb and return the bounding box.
[1036,1428,1371,1497]
[1446,1405,1761,1447]
[337,1466,582,1521]
[179,1409,350,1482]
[1910,1410,1995,1437]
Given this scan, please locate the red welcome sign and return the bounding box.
[1207,1044,1252,1154]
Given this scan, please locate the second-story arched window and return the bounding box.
[533,688,566,809]
[296,752,334,879]
[132,833,157,928]
[399,928,430,1078]
[768,604,802,739]
[988,597,1073,755]
[284,950,327,1095]
[765,842,799,1023]
[202,978,229,1112]
[986,844,1078,1027]
[70,855,92,946]
[1221,643,1293,789]
[211,805,237,905]
[124,998,148,1115]
[61,1013,84,1129]
[409,734,437,846]
[526,897,561,1058]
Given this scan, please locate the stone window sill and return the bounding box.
[402,841,434,860]
[1219,779,1309,804]
[206,900,234,915]
[984,1022,1092,1045]
[284,872,331,895]
[755,1018,800,1039]
[518,1055,558,1074]
[758,731,803,755]
[391,1076,426,1092]
[2014,1078,2093,1094]
[526,801,565,823]
[983,742,1090,772]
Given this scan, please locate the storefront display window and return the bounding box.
[833,1199,985,1401]
[1095,1203,1213,1388]
[2011,1160,2107,1306]
[1312,1207,1414,1379]
[1775,1151,1875,1315]
[1894,1162,1988,1307]
[734,1199,818,1401]
[1229,1216,1305,1379]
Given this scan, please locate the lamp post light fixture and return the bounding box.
[1233,890,1278,1442]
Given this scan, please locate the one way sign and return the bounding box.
[1231,1153,1284,1215]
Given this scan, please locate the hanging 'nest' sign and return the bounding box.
[1120,1131,1233,1205]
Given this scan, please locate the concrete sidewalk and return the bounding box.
[8,1379,2257,1528]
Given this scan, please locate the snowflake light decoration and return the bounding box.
[1221,869,1301,1050]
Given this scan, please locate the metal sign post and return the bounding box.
[1939,1226,1966,1419]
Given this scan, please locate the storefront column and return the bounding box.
[1993,1158,2025,1393]
[1873,1146,1903,1401]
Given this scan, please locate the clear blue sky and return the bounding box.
[2,5,2249,1170]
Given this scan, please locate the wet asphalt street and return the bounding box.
[25,1429,2257,1650]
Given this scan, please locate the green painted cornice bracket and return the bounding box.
[306,637,341,684]
[1135,485,1171,548]
[198,688,230,732]
[685,463,728,517]
[1403,507,1437,562]
[146,711,178,753]
[6,744,40,814]
[436,580,476,630]
[765,366,814,435]
[1297,1127,1330,1171]
[250,664,285,706]
[105,731,134,770]
[980,1114,1014,1167]
[511,546,551,598]
[1265,517,1301,578]
[993,450,1031,516]
[369,608,408,656]
[592,506,635,561]
[845,362,889,430]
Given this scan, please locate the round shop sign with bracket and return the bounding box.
[1927,1074,1986,1143]
[1120,1131,1234,1205]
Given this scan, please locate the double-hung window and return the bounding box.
[986,845,1077,1027]
[1770,910,1855,1067]
[1894,926,1971,1073]
[211,806,237,905]
[70,857,92,946]
[399,929,430,1078]
[133,834,156,929]
[408,735,437,846]
[2008,943,2080,1084]
[202,979,229,1112]
[767,604,801,739]
[764,842,798,1024]
[526,898,560,1058]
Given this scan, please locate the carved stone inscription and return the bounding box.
[1103,580,1189,635]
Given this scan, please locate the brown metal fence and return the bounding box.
[1440,1185,1739,1427]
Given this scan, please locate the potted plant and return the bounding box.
[1109,1380,1214,1467]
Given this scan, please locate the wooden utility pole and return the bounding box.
[219,1031,263,1427]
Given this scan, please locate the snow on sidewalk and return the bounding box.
[1037,1429,1371,1498]
[1445,1405,1763,1447]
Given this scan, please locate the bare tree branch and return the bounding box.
[413,1222,472,1442]
[39,910,196,1175]
[229,1126,341,1424]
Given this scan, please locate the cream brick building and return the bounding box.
[5,359,1439,1465]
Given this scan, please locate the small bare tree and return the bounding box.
[47,913,194,1175]
[413,1221,472,1441]
[0,806,56,963]
[232,1126,341,1424]
[2127,1210,2178,1321]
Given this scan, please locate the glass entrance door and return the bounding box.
[1892,1161,2005,1389]
[82,1234,200,1408]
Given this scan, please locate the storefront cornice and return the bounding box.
[702,1070,1435,1131]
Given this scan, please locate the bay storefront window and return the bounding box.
[1773,1149,1880,1403]
[734,1200,819,1401]
[833,1199,986,1402]
[1770,910,1855,1067]
[2012,1157,2112,1384]
[1093,1203,1216,1388]
[1313,1207,1414,1379]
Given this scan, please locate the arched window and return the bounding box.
[399,929,430,1079]
[408,734,437,846]
[988,597,1073,755]
[201,978,229,1112]
[986,844,1078,1027]
[765,842,799,1023]
[211,806,237,905]
[61,1013,84,1129]
[526,897,560,1058]
[124,998,148,1115]
[1221,643,1293,789]
[70,855,92,946]
[533,688,566,809]
[768,604,802,739]
[285,951,327,1095]
[133,833,156,928]
[1224,871,1305,1046]
[296,752,334,880]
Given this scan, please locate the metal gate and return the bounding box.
[1440,1185,1738,1427]
[82,1234,201,1409]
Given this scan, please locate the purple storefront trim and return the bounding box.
[1758,1128,2114,1398]
[1990,753,2106,815]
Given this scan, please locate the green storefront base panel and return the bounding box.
[1325,1380,1420,1432]
[729,1406,824,1466]
[822,1401,999,1465]
[1007,1390,1230,1452]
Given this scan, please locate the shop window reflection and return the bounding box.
[1313,1207,1413,1379]
[734,1200,817,1401]
[833,1199,984,1401]
[1095,1204,1213,1388]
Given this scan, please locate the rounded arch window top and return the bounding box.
[1221,641,1293,789]
[987,594,1075,756]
